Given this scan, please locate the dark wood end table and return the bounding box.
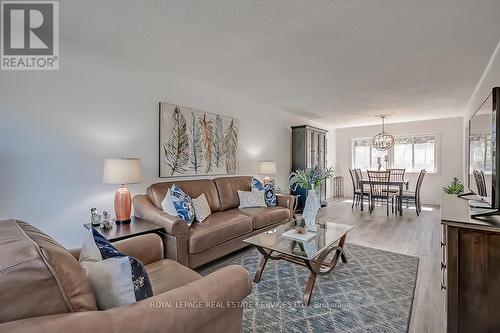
[83,216,164,242]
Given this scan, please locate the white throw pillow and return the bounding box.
[79,229,153,310]
[192,193,212,223]
[238,190,267,208]
[161,188,177,216]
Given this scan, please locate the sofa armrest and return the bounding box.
[276,193,296,216]
[108,264,252,333]
[0,310,114,333]
[112,233,164,265]
[133,195,188,237]
[0,265,252,333]
[67,233,164,266]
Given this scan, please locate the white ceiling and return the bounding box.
[61,0,500,128]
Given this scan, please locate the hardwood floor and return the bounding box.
[197,197,446,332]
[316,198,446,333]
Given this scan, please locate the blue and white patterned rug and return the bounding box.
[238,244,418,333]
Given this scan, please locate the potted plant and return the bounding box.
[289,165,333,232]
[441,177,469,221]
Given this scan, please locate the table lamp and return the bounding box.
[103,158,142,224]
[259,161,277,185]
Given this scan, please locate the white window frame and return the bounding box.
[351,134,440,174]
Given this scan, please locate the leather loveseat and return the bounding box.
[0,219,251,333]
[133,176,296,268]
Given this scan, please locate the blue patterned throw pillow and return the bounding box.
[79,229,153,309]
[252,177,277,207]
[169,184,195,225]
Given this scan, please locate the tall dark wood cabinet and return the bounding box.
[442,218,500,333]
[291,125,328,211]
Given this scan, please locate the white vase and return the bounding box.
[303,189,320,232]
[440,193,470,222]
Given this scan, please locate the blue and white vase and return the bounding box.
[303,189,320,232]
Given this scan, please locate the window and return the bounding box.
[352,139,371,170]
[352,135,437,172]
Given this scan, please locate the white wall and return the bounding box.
[334,117,464,205]
[0,38,308,248]
[325,129,337,199]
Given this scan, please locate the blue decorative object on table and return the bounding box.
[169,184,195,225]
[252,177,277,206]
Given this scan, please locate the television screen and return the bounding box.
[469,91,493,205]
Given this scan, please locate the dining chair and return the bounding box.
[398,169,426,216]
[388,168,405,193]
[348,169,369,208]
[354,168,369,193]
[473,170,487,197]
[367,170,395,216]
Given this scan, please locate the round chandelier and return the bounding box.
[372,115,394,151]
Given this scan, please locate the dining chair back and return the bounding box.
[349,169,360,208]
[348,169,357,191]
[415,169,426,201]
[367,170,394,215]
[473,170,487,196]
[354,169,362,185]
[389,169,405,182]
[367,170,391,197]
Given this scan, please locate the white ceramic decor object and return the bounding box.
[440,193,470,222]
[303,189,320,232]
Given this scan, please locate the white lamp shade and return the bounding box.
[259,161,277,175]
[103,158,142,184]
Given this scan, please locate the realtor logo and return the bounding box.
[1,1,59,70]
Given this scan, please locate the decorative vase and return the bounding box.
[440,193,470,222]
[303,189,320,232]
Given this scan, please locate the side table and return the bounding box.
[83,216,164,242]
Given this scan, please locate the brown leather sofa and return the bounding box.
[0,219,252,333]
[133,176,296,268]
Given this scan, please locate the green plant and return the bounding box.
[289,165,334,191]
[442,177,464,195]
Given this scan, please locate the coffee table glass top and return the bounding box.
[243,219,354,260]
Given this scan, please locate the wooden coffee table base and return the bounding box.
[253,234,348,305]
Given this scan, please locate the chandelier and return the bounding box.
[372,115,394,151]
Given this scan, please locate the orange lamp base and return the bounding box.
[114,185,132,224]
[263,176,273,185]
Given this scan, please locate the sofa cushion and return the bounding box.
[79,229,153,310]
[0,219,97,324]
[213,176,253,211]
[145,259,202,295]
[169,184,195,225]
[251,177,277,206]
[192,193,212,222]
[147,179,221,212]
[237,190,267,208]
[229,206,291,229]
[188,211,253,254]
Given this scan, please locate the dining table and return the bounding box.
[358,179,410,215]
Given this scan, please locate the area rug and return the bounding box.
[237,244,418,333]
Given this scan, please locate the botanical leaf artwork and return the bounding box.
[224,119,238,174]
[198,114,215,173]
[213,115,225,169]
[190,111,202,174]
[159,102,238,177]
[164,106,189,175]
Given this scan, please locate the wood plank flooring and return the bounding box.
[316,198,446,333]
[197,198,446,333]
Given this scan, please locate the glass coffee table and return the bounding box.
[243,219,355,305]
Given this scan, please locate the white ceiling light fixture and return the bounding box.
[372,115,395,151]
